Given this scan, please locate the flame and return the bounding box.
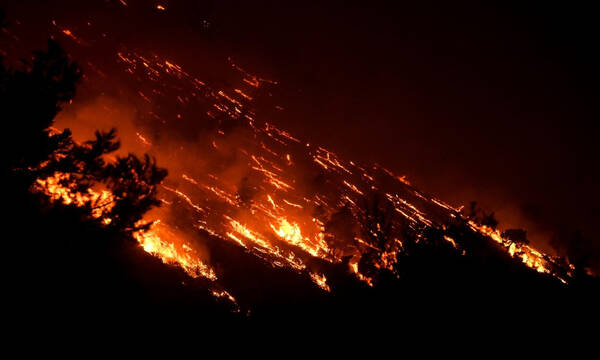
[227,218,306,270]
[468,221,552,274]
[35,172,114,220]
[349,259,374,287]
[269,218,329,258]
[34,173,218,282]
[211,289,239,311]
[134,220,217,280]
[444,235,458,249]
[309,272,331,292]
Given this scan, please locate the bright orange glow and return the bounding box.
[35,172,217,281]
[468,221,552,274]
[35,172,114,220]
[349,259,374,287]
[309,272,330,292]
[270,217,329,258]
[134,220,217,280]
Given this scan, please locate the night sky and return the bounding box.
[3,0,599,251]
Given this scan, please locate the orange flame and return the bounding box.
[468,221,552,275]
[133,220,217,280]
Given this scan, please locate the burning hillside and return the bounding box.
[1,2,591,321]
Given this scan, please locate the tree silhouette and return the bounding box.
[324,203,358,258]
[502,228,529,246]
[1,39,81,174]
[355,192,397,280]
[103,154,167,232]
[551,230,600,277]
[467,201,498,229]
[2,37,167,236]
[360,192,395,250]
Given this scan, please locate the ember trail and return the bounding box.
[112,51,570,284]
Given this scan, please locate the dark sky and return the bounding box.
[3,0,599,250]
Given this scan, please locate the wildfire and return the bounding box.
[270,218,329,258]
[227,218,306,270]
[35,172,114,220]
[29,13,577,312]
[133,220,217,280]
[34,173,218,282]
[468,221,552,274]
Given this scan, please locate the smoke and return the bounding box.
[53,92,258,269]
[55,96,142,152]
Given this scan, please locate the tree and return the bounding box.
[355,192,397,279]
[324,203,358,258]
[551,230,600,277]
[360,192,395,251]
[1,39,81,173]
[2,38,167,235]
[103,154,167,232]
[467,201,498,229]
[502,229,529,246]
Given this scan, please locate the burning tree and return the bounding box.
[8,31,265,325]
[2,38,167,233]
[0,38,195,320]
[502,229,529,246]
[102,153,167,232]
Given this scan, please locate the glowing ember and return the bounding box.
[211,289,239,311]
